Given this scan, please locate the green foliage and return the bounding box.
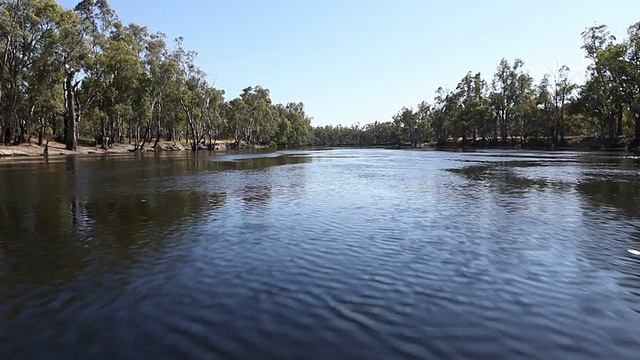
[314,19,640,148]
[0,0,312,148]
[268,140,277,148]
[3,1,640,150]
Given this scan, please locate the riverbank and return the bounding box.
[3,136,639,159]
[0,139,263,158]
[438,136,640,152]
[316,136,640,152]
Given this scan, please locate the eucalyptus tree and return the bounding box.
[284,102,312,146]
[623,21,640,141]
[54,2,105,150]
[273,103,290,145]
[139,32,181,149]
[547,65,576,144]
[175,41,208,150]
[431,87,451,146]
[392,107,418,146]
[227,97,247,145]
[580,24,626,143]
[0,0,315,151]
[309,18,640,148]
[94,22,146,146]
[534,75,555,142]
[202,86,226,149]
[452,72,491,143]
[0,0,65,144]
[416,101,432,144]
[24,34,64,145]
[510,72,536,145]
[490,58,526,144]
[18,0,65,144]
[239,86,276,144]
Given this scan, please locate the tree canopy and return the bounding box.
[3,1,640,151]
[312,19,640,149]
[0,0,312,150]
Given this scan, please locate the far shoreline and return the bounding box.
[2,136,639,163]
[313,136,640,153]
[0,139,270,161]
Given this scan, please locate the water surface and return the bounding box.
[1,149,640,359]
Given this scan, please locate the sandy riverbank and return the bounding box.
[0,139,244,158]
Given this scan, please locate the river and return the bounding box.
[1,149,639,359]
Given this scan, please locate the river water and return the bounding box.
[1,149,639,359]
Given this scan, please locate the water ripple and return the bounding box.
[2,149,640,358]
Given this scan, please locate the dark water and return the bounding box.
[1,149,640,359]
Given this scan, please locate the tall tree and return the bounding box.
[624,21,640,141]
[491,58,526,144]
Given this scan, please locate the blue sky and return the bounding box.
[57,0,640,126]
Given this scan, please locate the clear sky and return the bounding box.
[57,0,640,126]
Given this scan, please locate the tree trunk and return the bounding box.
[500,110,508,144]
[559,111,565,146]
[136,125,150,151]
[1,124,8,145]
[616,104,623,139]
[38,118,44,146]
[634,111,640,141]
[181,100,199,151]
[65,71,77,151]
[49,115,57,138]
[153,119,162,149]
[608,115,615,143]
[62,112,68,143]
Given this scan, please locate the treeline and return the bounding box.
[313,21,640,149]
[0,0,312,150]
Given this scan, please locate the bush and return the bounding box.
[268,141,278,149]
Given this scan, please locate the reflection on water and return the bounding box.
[447,161,571,194]
[578,175,640,218]
[237,185,271,205]
[1,149,640,359]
